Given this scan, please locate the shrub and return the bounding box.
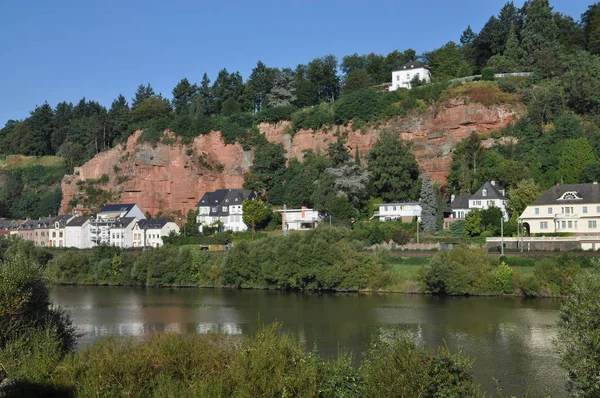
[494,261,514,293]
[419,245,495,295]
[360,330,481,397]
[556,272,600,397]
[255,105,296,124]
[482,67,495,81]
[0,250,77,353]
[291,103,334,131]
[440,81,517,106]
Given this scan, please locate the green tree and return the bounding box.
[508,178,542,217]
[242,198,270,239]
[172,78,198,115]
[131,96,172,123]
[27,103,55,156]
[265,68,296,108]
[246,61,276,113]
[106,94,131,147]
[132,83,155,110]
[419,176,437,232]
[425,41,473,79]
[342,69,373,95]
[582,3,600,55]
[327,131,350,166]
[191,73,215,116]
[556,272,600,397]
[561,51,600,115]
[243,142,286,193]
[520,0,561,76]
[559,138,596,184]
[464,209,482,237]
[367,131,420,202]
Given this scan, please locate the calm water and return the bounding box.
[50,286,566,397]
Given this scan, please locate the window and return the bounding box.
[482,189,487,197]
[568,221,573,228]
[396,75,399,81]
[52,232,56,238]
[222,206,227,212]
[561,221,566,229]
[587,220,596,229]
[548,208,553,214]
[597,206,600,213]
[583,206,588,214]
[59,232,63,238]
[540,221,548,229]
[535,208,539,215]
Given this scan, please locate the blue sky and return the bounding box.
[0,0,591,125]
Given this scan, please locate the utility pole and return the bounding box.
[416,218,420,244]
[283,204,287,237]
[501,215,504,256]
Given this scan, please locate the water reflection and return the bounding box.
[50,286,566,397]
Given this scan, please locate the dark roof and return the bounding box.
[532,183,600,205]
[450,195,470,210]
[110,217,136,228]
[51,215,73,227]
[400,60,428,70]
[66,216,91,227]
[33,217,53,229]
[470,181,506,200]
[99,204,136,213]
[138,218,170,229]
[196,189,256,216]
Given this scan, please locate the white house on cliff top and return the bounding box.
[389,61,432,90]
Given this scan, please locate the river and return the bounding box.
[50,286,566,397]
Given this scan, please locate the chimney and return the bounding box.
[490,181,496,186]
[451,194,456,202]
[301,206,306,218]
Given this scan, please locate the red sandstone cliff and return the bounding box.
[60,99,524,216]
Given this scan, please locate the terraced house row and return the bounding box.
[0,203,179,249]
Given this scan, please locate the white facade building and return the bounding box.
[450,181,509,221]
[280,207,322,231]
[90,204,146,246]
[390,61,432,91]
[520,183,600,235]
[371,202,422,222]
[49,215,74,248]
[196,189,256,232]
[65,217,92,249]
[109,218,137,248]
[138,219,180,247]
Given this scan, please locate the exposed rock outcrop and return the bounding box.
[60,99,524,216]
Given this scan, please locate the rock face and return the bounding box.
[60,99,524,216]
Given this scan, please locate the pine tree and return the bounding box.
[520,0,560,72]
[419,176,438,232]
[132,83,155,110]
[172,78,198,115]
[354,147,360,165]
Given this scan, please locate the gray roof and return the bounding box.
[110,217,136,228]
[450,195,470,210]
[396,60,428,71]
[532,183,600,205]
[51,215,73,227]
[197,189,256,216]
[33,217,53,229]
[99,204,136,213]
[66,216,91,227]
[470,181,506,201]
[138,218,170,229]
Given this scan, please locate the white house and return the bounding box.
[520,183,600,235]
[65,216,92,249]
[390,61,432,91]
[196,189,257,232]
[109,218,137,248]
[138,219,180,247]
[90,204,146,246]
[450,181,509,221]
[279,207,322,231]
[371,202,422,222]
[49,215,74,248]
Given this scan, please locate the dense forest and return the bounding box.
[0,0,599,224]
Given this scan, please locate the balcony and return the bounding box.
[555,213,579,219]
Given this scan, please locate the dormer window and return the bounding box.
[482,189,487,197]
[558,191,582,200]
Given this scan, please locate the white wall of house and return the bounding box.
[468,197,509,220]
[280,208,321,230]
[109,222,135,248]
[521,203,600,234]
[144,222,180,247]
[375,203,422,221]
[197,204,248,232]
[49,226,67,248]
[451,208,470,219]
[66,222,91,249]
[390,67,431,90]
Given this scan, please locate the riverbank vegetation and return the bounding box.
[0,243,483,397]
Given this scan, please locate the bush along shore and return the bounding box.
[3,238,600,397]
[3,228,598,297]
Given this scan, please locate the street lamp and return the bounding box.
[500,215,504,256]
